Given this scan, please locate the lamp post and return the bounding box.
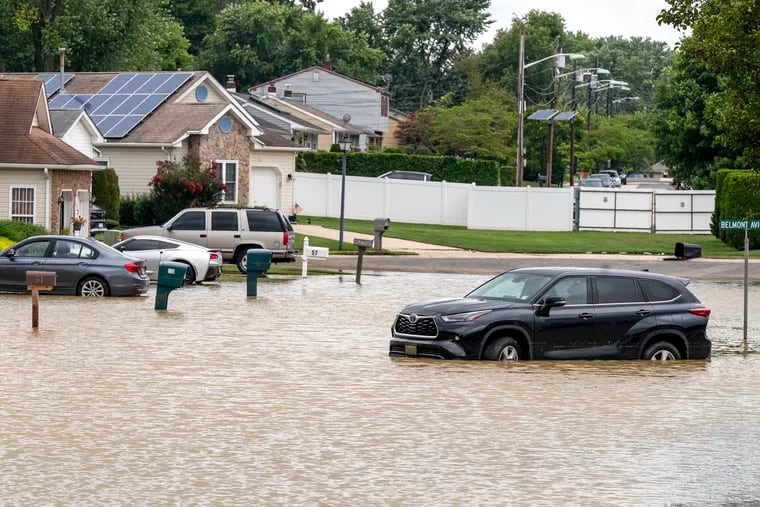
[337,117,352,250]
[515,31,584,186]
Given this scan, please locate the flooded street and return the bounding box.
[1,272,760,505]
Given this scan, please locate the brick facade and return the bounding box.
[193,116,252,205]
[50,170,92,233]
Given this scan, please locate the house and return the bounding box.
[5,70,304,214]
[384,110,408,150]
[249,57,390,150]
[0,77,102,235]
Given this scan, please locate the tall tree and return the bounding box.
[199,2,384,90]
[382,0,491,112]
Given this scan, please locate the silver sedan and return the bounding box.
[112,235,222,284]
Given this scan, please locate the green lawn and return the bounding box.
[298,216,751,258]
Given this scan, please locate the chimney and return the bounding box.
[226,75,236,92]
[284,84,292,98]
[267,82,277,96]
[323,54,332,71]
[58,48,66,94]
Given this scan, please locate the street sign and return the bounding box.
[720,220,760,230]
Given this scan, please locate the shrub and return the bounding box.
[149,154,226,223]
[92,168,120,223]
[0,220,49,242]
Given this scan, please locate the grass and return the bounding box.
[298,216,751,258]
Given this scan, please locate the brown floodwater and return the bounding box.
[1,273,759,505]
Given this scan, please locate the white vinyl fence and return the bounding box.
[293,172,714,233]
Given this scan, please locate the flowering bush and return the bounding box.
[148,154,227,223]
[72,215,87,225]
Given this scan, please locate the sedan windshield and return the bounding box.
[467,272,553,302]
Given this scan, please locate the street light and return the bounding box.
[338,113,352,250]
[516,30,584,186]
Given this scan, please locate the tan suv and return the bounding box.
[121,207,296,273]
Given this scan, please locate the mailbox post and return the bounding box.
[373,218,390,252]
[352,238,373,284]
[246,249,272,297]
[26,271,56,329]
[301,237,329,278]
[155,261,188,310]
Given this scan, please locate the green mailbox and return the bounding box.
[247,249,272,297]
[155,260,188,310]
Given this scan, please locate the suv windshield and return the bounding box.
[467,272,553,302]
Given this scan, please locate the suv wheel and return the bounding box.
[643,341,681,361]
[484,337,522,361]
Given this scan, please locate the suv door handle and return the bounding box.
[234,234,241,238]
[636,309,651,316]
[200,234,207,238]
[578,312,593,319]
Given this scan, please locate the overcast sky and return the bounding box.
[318,0,687,49]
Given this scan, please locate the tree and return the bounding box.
[199,2,384,90]
[382,0,492,112]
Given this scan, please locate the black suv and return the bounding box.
[390,267,712,361]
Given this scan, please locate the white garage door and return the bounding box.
[250,167,281,209]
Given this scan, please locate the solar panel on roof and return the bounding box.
[37,73,74,97]
[554,111,578,121]
[528,109,559,121]
[44,72,193,138]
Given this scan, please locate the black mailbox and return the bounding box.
[372,218,390,252]
[675,242,702,260]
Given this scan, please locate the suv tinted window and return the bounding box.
[172,211,205,231]
[247,210,284,231]
[543,276,588,305]
[212,211,238,231]
[639,278,681,302]
[594,276,642,303]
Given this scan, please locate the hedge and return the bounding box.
[298,151,501,185]
[714,169,760,249]
[92,168,120,223]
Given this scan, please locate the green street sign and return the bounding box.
[720,219,760,230]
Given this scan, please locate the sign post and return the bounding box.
[719,220,759,348]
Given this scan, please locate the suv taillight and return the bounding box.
[283,231,290,245]
[689,308,711,317]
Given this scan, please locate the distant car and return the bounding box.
[588,173,614,187]
[378,171,432,181]
[0,235,149,297]
[598,169,622,187]
[90,204,108,235]
[579,178,604,188]
[389,267,712,361]
[112,235,223,284]
[627,172,646,180]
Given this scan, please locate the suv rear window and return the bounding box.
[639,278,681,302]
[247,210,286,231]
[212,211,239,231]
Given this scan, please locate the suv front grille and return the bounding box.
[394,314,438,338]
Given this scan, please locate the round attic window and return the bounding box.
[195,85,208,102]
[219,115,232,134]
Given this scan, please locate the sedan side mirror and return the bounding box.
[4,248,15,258]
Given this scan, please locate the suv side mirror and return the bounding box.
[536,295,566,316]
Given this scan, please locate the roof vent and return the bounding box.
[226,75,236,92]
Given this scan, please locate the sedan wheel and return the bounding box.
[180,263,196,285]
[78,277,109,297]
[484,337,522,361]
[643,341,681,361]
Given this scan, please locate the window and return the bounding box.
[213,160,238,203]
[212,211,238,231]
[171,211,206,230]
[639,279,681,302]
[247,210,284,231]
[594,277,643,304]
[15,240,50,257]
[544,277,588,305]
[10,186,35,223]
[121,238,160,251]
[52,240,96,259]
[381,95,389,117]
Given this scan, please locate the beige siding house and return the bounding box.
[0,78,101,235]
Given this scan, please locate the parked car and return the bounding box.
[121,207,296,274]
[0,235,149,296]
[579,178,604,188]
[588,173,614,187]
[112,235,222,284]
[389,267,711,361]
[599,169,622,187]
[378,170,433,181]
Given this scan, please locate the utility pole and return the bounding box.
[545,47,561,188]
[569,61,577,186]
[516,31,525,187]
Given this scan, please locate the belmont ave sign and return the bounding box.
[720,220,760,230]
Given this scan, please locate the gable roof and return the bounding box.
[0,78,100,169]
[249,66,385,94]
[258,95,372,135]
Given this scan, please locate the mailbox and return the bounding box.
[353,238,373,249]
[26,271,56,290]
[246,249,272,297]
[373,218,391,252]
[155,261,188,310]
[675,242,702,260]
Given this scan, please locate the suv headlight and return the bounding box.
[440,310,492,322]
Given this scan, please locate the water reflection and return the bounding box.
[1,274,759,505]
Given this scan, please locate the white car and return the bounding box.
[112,235,222,284]
[599,169,622,187]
